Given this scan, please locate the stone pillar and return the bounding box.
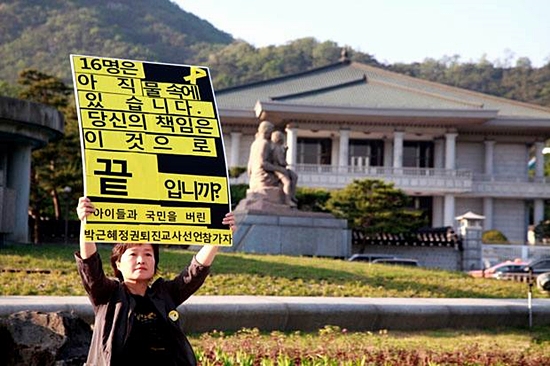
[432,196,444,227]
[534,199,545,226]
[8,145,32,243]
[286,126,298,169]
[483,197,493,232]
[338,129,350,167]
[434,138,444,169]
[229,132,241,167]
[484,140,495,176]
[445,132,458,170]
[383,138,393,168]
[456,212,485,271]
[535,141,545,178]
[443,194,455,227]
[393,131,404,168]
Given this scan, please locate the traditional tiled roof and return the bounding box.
[216,60,550,119]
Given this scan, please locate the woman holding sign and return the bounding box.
[75,196,235,366]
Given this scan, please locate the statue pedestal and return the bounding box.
[234,187,288,212]
[228,208,351,258]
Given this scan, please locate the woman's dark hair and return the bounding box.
[110,243,160,281]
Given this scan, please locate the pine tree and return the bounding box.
[325,179,427,251]
[18,69,82,243]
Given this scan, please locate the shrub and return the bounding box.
[228,166,247,178]
[535,220,550,243]
[229,184,248,208]
[324,179,427,235]
[296,187,331,212]
[482,229,509,244]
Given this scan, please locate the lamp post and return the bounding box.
[62,186,72,244]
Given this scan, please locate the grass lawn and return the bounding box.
[189,326,550,365]
[0,243,540,298]
[2,243,550,365]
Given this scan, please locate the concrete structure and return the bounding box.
[457,211,485,270]
[2,296,550,332]
[216,56,550,244]
[230,210,350,257]
[0,96,64,243]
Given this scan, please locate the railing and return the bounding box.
[482,243,550,263]
[292,165,473,192]
[229,166,550,197]
[474,174,550,184]
[294,165,472,178]
[471,174,550,198]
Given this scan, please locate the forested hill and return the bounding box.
[0,0,549,108]
[0,0,233,83]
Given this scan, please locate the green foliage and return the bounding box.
[0,79,19,97]
[191,327,550,365]
[18,69,71,108]
[535,220,550,243]
[296,187,331,212]
[19,69,82,242]
[229,184,248,208]
[389,56,550,108]
[482,230,510,244]
[1,0,549,110]
[0,0,232,84]
[324,179,427,235]
[228,166,246,178]
[207,39,380,89]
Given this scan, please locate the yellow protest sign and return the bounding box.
[70,55,232,245]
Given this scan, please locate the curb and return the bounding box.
[1,296,549,332]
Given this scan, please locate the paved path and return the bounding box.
[1,296,549,332]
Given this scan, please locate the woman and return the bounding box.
[75,196,235,365]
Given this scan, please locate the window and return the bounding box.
[349,139,384,167]
[411,196,432,226]
[297,138,331,164]
[403,141,434,168]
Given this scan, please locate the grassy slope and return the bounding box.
[3,243,550,364]
[0,243,539,298]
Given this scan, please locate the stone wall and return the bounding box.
[493,199,527,243]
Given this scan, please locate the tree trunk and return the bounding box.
[51,190,60,220]
[30,207,40,245]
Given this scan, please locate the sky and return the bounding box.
[175,0,550,68]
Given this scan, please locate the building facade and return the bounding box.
[0,96,64,243]
[215,58,550,244]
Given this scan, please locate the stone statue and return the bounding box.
[244,121,297,208]
[232,123,346,257]
[247,121,280,191]
[271,130,298,206]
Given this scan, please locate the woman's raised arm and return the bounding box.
[76,196,97,259]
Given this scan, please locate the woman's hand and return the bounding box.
[77,197,97,259]
[77,197,95,221]
[222,212,236,232]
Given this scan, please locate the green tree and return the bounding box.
[0,79,19,97]
[324,179,427,236]
[296,187,331,213]
[18,69,82,243]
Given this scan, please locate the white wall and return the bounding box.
[456,142,484,174]
[493,199,527,243]
[223,133,255,167]
[493,143,528,177]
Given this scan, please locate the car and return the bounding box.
[523,257,550,275]
[347,254,398,263]
[468,260,528,279]
[347,254,419,266]
[371,258,419,267]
